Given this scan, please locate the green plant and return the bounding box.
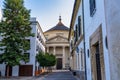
[0,0,33,77]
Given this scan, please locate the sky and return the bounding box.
[0,0,74,32]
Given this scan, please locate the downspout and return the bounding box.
[82,0,87,80]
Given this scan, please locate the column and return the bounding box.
[53,46,56,55]
[53,46,56,69]
[47,47,49,53]
[63,46,65,69]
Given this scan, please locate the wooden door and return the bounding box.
[95,44,102,80]
[56,58,62,69]
[5,65,12,76]
[19,65,33,76]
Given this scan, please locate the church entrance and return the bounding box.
[56,58,62,69]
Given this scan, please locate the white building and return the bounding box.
[69,0,113,80]
[0,7,2,21]
[104,0,120,80]
[0,17,46,76]
[68,0,85,79]
[84,0,110,79]
[44,16,70,70]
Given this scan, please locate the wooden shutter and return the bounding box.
[78,16,81,36]
[89,0,96,16]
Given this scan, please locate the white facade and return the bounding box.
[69,0,85,79]
[0,7,2,21]
[73,1,84,72]
[84,0,110,80]
[0,17,46,76]
[104,0,120,80]
[69,0,112,80]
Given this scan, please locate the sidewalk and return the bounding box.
[0,72,49,80]
[0,77,33,80]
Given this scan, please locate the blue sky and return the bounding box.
[0,0,74,32]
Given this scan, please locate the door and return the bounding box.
[95,44,102,80]
[5,65,12,76]
[56,58,62,69]
[19,65,33,76]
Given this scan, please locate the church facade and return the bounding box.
[44,16,70,69]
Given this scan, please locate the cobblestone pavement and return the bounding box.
[0,77,33,80]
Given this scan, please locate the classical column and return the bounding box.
[62,46,65,69]
[53,46,56,55]
[53,46,56,69]
[47,47,49,53]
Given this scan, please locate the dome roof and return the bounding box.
[45,16,69,32]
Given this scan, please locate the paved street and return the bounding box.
[0,70,77,80]
[36,70,77,80]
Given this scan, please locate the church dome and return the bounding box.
[45,16,69,32]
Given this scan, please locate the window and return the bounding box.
[75,24,78,41]
[89,0,96,17]
[105,36,108,49]
[37,32,38,38]
[24,53,30,58]
[24,53,30,63]
[0,54,3,63]
[87,49,89,58]
[24,39,30,50]
[78,16,81,36]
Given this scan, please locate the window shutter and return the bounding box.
[78,16,81,36]
[75,24,78,41]
[89,0,96,16]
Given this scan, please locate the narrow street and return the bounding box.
[0,70,77,80]
[35,70,77,80]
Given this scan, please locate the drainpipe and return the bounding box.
[82,0,87,80]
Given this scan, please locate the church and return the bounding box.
[44,16,70,69]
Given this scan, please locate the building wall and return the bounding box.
[89,26,105,80]
[69,1,85,79]
[84,0,110,80]
[64,47,70,68]
[0,18,45,76]
[0,64,5,76]
[44,29,70,69]
[104,0,120,80]
[0,7,2,21]
[29,18,46,76]
[44,30,69,40]
[74,0,83,71]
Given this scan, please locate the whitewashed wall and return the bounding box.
[0,7,2,21]
[72,0,85,72]
[105,0,120,80]
[0,64,5,76]
[84,0,110,80]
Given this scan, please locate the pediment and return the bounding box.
[47,35,68,43]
